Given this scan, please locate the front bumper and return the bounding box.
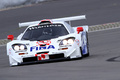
[18,53,70,66]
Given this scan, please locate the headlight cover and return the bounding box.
[59,37,75,46]
[12,44,27,51]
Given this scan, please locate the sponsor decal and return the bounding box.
[36,40,51,46]
[30,45,55,52]
[9,48,12,55]
[75,39,79,45]
[29,24,62,30]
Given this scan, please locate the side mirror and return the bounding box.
[77,27,83,34]
[7,35,14,41]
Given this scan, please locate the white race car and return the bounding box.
[7,15,89,66]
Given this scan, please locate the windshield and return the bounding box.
[21,24,69,41]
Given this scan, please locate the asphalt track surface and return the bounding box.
[0,0,120,80]
[0,28,120,80]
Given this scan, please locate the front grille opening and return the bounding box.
[23,57,37,62]
[49,53,64,59]
[37,51,49,54]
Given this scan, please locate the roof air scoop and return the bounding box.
[39,19,52,25]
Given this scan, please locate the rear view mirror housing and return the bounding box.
[77,27,83,34]
[7,35,14,41]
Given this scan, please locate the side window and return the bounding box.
[17,33,23,40]
[22,30,31,40]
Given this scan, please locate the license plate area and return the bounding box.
[37,53,49,60]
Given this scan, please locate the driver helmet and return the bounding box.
[42,28,52,35]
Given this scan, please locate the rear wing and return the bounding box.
[19,15,86,27]
[52,15,86,22]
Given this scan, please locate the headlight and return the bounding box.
[20,45,25,50]
[68,39,74,44]
[59,37,75,46]
[14,45,20,51]
[12,44,27,51]
[63,40,68,45]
